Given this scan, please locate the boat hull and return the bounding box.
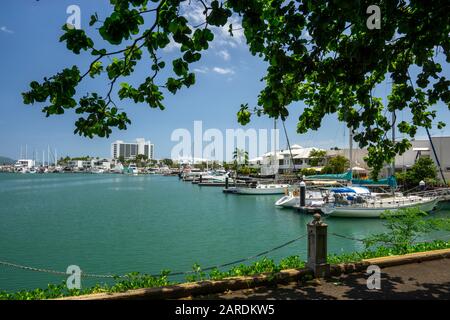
[275,195,299,207]
[324,198,439,218]
[236,188,287,195]
[236,185,289,195]
[275,190,326,208]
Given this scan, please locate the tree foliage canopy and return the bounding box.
[321,154,350,174]
[23,0,450,177]
[308,148,327,166]
[396,156,438,188]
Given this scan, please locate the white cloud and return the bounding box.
[0,26,14,34]
[192,66,235,76]
[181,2,245,49]
[183,5,205,25]
[217,49,230,61]
[217,16,245,48]
[213,67,234,75]
[193,66,209,73]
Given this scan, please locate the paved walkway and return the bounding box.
[193,258,450,300]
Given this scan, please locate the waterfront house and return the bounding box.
[394,136,450,182]
[250,145,326,174]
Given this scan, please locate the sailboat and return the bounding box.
[275,186,371,208]
[321,195,438,218]
[321,112,439,218]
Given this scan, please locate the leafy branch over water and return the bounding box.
[22,0,450,177]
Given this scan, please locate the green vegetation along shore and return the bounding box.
[1,240,450,300]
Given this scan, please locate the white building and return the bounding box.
[68,160,91,169]
[92,159,112,170]
[111,138,154,160]
[249,144,370,175]
[395,136,450,181]
[14,159,35,170]
[250,145,326,174]
[68,159,112,171]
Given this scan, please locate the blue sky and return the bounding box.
[0,0,449,160]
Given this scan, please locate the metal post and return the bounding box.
[225,177,229,189]
[307,214,330,278]
[199,174,202,183]
[300,181,306,207]
[349,129,353,170]
[391,110,396,178]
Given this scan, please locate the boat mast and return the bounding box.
[274,118,278,178]
[426,128,447,185]
[349,128,353,172]
[391,110,396,177]
[281,120,296,174]
[391,110,397,195]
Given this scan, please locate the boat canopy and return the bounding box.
[304,171,353,181]
[304,171,398,189]
[330,187,371,194]
[351,176,397,189]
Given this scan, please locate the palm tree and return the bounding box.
[233,148,249,172]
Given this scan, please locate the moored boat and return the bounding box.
[322,195,439,218]
[235,183,290,195]
[275,189,325,208]
[123,164,139,175]
[276,186,371,209]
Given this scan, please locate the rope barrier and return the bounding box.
[330,232,450,245]
[0,234,308,279]
[329,232,365,243]
[0,260,125,279]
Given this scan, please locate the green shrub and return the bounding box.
[363,207,450,254]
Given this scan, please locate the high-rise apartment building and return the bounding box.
[111,138,154,160]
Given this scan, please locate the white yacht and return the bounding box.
[124,164,139,175]
[275,189,325,208]
[275,186,371,208]
[235,183,290,195]
[321,195,439,218]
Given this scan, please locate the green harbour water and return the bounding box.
[0,173,449,292]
